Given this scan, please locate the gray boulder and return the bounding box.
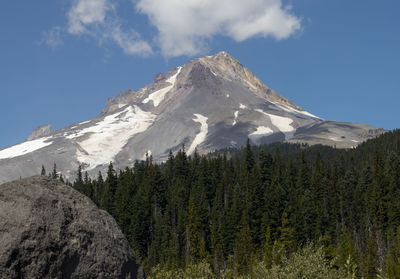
[0,176,145,279]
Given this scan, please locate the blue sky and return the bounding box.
[1,0,399,149]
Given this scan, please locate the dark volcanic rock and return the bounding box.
[0,176,145,279]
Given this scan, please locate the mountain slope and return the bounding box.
[0,52,385,183]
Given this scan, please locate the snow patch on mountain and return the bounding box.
[74,105,156,170]
[298,110,320,119]
[232,110,239,126]
[270,101,320,119]
[249,126,273,143]
[143,67,182,107]
[255,109,295,139]
[0,137,53,160]
[187,114,208,155]
[240,104,247,109]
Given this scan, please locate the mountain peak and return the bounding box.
[197,52,303,112]
[212,50,232,58]
[202,51,241,66]
[0,52,386,184]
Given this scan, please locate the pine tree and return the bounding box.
[41,165,46,176]
[44,130,400,275]
[278,211,294,255]
[234,213,253,275]
[264,226,273,268]
[89,171,104,206]
[187,195,201,264]
[337,226,358,273]
[386,152,400,230]
[385,226,400,279]
[83,171,93,199]
[102,162,118,216]
[52,163,58,179]
[74,165,84,193]
[244,139,255,173]
[362,228,378,278]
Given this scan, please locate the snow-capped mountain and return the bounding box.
[0,52,385,183]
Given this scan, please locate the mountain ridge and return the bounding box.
[0,51,385,183]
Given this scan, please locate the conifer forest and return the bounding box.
[53,130,400,278]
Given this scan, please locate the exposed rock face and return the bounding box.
[153,73,165,82]
[28,124,53,140]
[0,176,145,279]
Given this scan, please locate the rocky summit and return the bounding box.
[0,176,145,279]
[0,52,385,183]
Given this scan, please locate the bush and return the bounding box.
[149,244,358,279]
[149,261,215,279]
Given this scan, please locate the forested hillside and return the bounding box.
[51,130,400,278]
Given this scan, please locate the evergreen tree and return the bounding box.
[102,162,118,216]
[337,226,358,273]
[61,130,400,276]
[52,163,58,179]
[73,165,84,193]
[83,171,93,199]
[278,211,294,255]
[41,165,46,176]
[263,226,273,268]
[244,138,255,173]
[187,194,201,264]
[234,213,253,275]
[385,226,400,279]
[362,228,378,278]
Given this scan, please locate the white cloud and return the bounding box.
[66,0,152,56]
[41,26,63,48]
[68,0,110,35]
[135,0,302,57]
[47,0,300,57]
[109,25,153,56]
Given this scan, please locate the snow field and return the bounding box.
[255,109,296,140]
[0,137,53,160]
[187,114,208,155]
[75,105,156,170]
[249,126,273,143]
[143,67,182,107]
[232,110,239,126]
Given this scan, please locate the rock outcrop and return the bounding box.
[0,176,145,279]
[27,124,53,140]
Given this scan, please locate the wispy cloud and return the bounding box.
[135,0,302,57]
[41,26,63,49]
[109,25,153,56]
[46,0,300,57]
[65,0,152,56]
[67,0,110,35]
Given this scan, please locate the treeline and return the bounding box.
[55,130,400,278]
